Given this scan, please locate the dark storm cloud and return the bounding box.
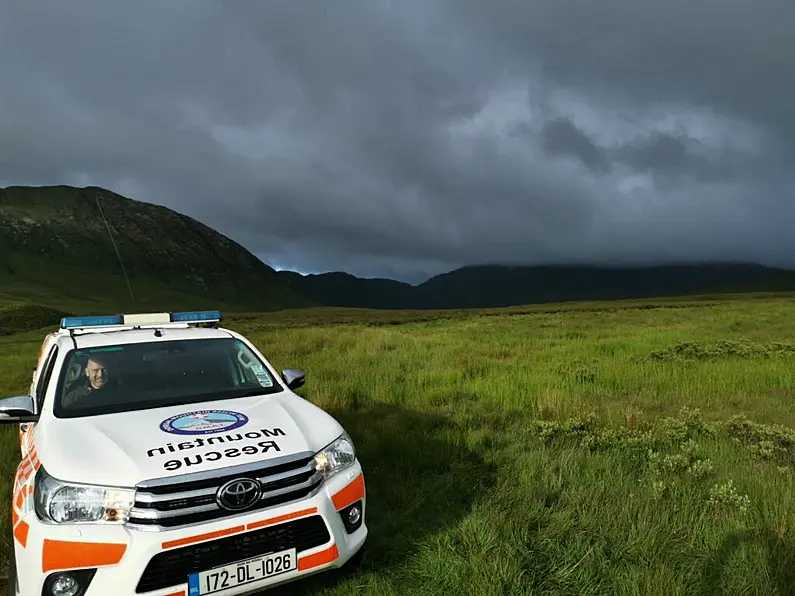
[532,117,765,185]
[447,0,795,142]
[0,0,793,281]
[539,118,611,174]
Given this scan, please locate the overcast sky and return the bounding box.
[1,1,793,283]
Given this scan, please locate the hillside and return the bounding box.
[4,185,795,316]
[278,263,795,309]
[276,271,418,310]
[0,185,314,313]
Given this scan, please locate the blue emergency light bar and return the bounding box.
[60,315,124,328]
[60,310,223,329]
[171,310,222,323]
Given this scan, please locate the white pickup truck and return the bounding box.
[0,310,367,596]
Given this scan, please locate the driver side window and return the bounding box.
[35,346,59,413]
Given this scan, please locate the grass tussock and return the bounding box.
[646,339,795,362]
[1,297,795,594]
[0,301,68,336]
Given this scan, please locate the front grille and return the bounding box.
[135,515,330,593]
[129,452,323,528]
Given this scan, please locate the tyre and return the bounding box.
[347,544,366,569]
[6,546,17,596]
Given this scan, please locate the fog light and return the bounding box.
[340,500,363,533]
[347,504,361,525]
[44,568,97,596]
[50,573,79,596]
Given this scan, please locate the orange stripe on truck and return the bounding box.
[162,507,322,550]
[331,474,365,510]
[17,458,36,482]
[13,521,29,548]
[246,507,318,531]
[13,483,29,508]
[162,525,245,550]
[42,540,127,573]
[298,544,339,571]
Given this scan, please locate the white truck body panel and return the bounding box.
[35,392,342,487]
[8,316,367,596]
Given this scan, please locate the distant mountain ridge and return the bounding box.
[0,185,314,312]
[2,184,794,313]
[278,263,795,310]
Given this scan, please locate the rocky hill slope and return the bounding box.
[0,185,314,313]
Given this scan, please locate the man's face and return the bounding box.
[85,359,108,390]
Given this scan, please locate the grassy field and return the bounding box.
[1,296,795,594]
[0,260,309,315]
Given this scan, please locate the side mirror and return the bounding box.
[0,395,38,423]
[281,368,306,391]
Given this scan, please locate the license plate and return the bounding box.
[187,549,298,595]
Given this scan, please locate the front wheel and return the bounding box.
[347,545,366,569]
[6,546,17,596]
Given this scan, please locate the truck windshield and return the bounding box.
[53,337,283,418]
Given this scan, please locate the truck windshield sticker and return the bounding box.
[75,347,125,355]
[251,364,274,388]
[146,427,287,471]
[160,410,249,436]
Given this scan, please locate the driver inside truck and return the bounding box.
[62,354,111,407]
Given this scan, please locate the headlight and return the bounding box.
[313,432,356,479]
[34,467,135,524]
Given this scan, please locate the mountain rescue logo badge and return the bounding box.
[160,409,249,435]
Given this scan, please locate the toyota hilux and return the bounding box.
[0,310,367,596]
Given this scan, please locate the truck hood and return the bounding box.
[35,393,344,487]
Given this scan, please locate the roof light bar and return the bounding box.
[124,313,171,325]
[171,310,222,323]
[60,310,222,329]
[60,315,124,329]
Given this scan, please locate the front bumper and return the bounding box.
[14,463,366,596]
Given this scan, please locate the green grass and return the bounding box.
[0,257,300,315]
[2,296,795,594]
[0,302,69,336]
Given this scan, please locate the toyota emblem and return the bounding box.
[217,478,262,511]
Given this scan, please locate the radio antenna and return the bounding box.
[95,195,136,306]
